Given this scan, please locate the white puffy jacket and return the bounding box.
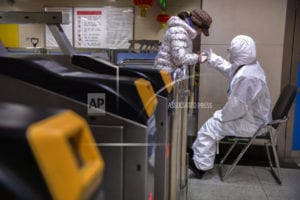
[154,16,199,72]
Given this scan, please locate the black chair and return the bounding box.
[218,84,298,184]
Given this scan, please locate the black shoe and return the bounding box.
[187,147,194,159]
[189,157,206,179]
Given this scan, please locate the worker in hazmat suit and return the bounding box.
[189,35,272,178]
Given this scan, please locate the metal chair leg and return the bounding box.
[269,132,282,184]
[265,143,274,168]
[218,140,238,180]
[219,131,261,181]
[220,140,238,165]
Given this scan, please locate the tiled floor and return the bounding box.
[188,165,300,200]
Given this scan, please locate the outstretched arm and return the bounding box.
[204,49,233,79]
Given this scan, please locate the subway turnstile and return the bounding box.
[0,102,104,200]
[69,54,173,200]
[0,10,193,199]
[0,55,158,200]
[74,54,191,200]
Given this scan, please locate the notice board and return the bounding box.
[74,7,133,49]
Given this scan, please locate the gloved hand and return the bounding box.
[202,49,213,59]
[198,49,213,63]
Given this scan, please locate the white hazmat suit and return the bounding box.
[192,35,272,171]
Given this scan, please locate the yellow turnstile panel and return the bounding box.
[27,110,104,200]
[160,70,173,94]
[135,78,158,117]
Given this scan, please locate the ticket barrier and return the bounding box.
[0,55,158,200]
[0,102,104,200]
[72,55,172,97]
[70,55,172,200]
[43,54,172,200]
[47,55,191,199]
[115,56,191,200]
[74,54,190,200]
[169,66,190,200]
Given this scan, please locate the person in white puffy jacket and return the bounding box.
[154,9,212,72]
[189,35,272,178]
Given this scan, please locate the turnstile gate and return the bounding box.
[0,55,157,200]
[0,102,105,200]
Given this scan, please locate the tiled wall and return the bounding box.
[198,0,287,127]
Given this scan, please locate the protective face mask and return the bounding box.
[185,17,195,29]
